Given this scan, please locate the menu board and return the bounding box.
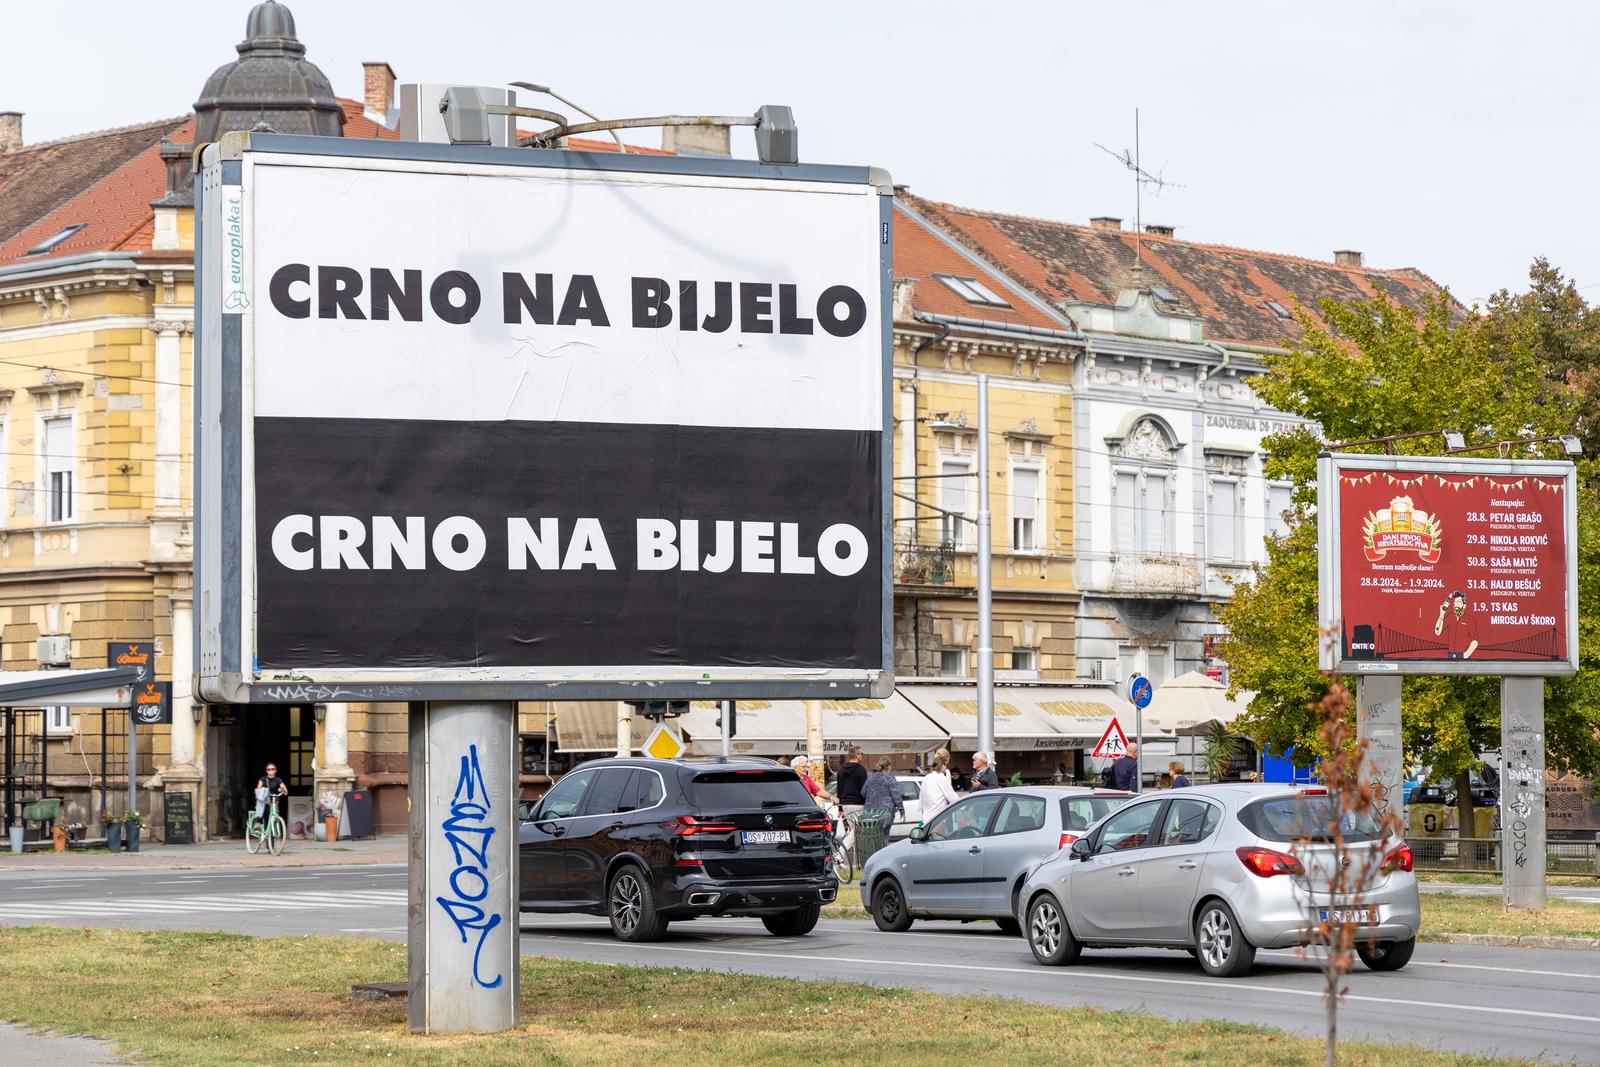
[1319,456,1578,676]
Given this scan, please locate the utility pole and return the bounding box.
[976,374,995,758]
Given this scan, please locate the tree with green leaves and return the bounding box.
[1219,269,1600,821]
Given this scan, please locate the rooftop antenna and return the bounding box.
[1095,108,1182,285]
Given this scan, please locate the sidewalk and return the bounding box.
[0,834,405,871]
[0,1023,129,1067]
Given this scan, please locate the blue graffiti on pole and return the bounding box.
[434,743,503,989]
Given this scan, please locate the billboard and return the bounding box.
[197,133,892,703]
[1317,453,1578,676]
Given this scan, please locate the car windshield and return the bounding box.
[1239,794,1382,843]
[689,770,814,809]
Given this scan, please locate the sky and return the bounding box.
[4,0,1597,305]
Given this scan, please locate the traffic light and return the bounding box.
[629,699,689,721]
[715,700,737,736]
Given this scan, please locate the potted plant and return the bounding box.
[105,812,123,853]
[121,810,144,853]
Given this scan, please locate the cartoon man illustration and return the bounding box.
[1435,591,1479,659]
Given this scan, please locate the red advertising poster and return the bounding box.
[1334,467,1570,668]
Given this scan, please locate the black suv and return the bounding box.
[518,757,838,941]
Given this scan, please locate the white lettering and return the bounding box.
[637,518,679,570]
[741,521,775,573]
[320,515,369,570]
[703,520,735,573]
[372,516,426,570]
[818,523,869,576]
[507,517,561,570]
[432,516,486,571]
[779,521,815,574]
[562,518,615,570]
[679,519,699,572]
[271,514,314,571]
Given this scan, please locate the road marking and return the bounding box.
[529,940,1600,1027]
[0,889,406,920]
[1258,948,1600,981]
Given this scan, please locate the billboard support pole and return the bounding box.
[975,373,995,758]
[1499,677,1547,909]
[720,700,733,759]
[408,700,519,1034]
[1355,676,1402,831]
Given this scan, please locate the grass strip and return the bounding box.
[0,927,1537,1067]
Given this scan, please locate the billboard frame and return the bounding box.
[196,131,895,705]
[1316,451,1579,677]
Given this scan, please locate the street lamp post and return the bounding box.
[976,374,994,758]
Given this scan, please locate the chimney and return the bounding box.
[661,122,731,157]
[1144,224,1175,237]
[1090,216,1123,231]
[0,112,21,153]
[1334,249,1363,267]
[362,62,396,124]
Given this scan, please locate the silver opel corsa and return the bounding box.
[1015,784,1421,977]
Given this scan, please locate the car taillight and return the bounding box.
[795,819,830,832]
[673,816,735,836]
[1236,845,1304,878]
[1058,833,1079,849]
[1298,788,1328,796]
[1381,842,1413,873]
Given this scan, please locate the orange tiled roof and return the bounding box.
[891,204,1060,331]
[904,193,1458,350]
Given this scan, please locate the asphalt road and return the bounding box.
[1,865,1596,1064]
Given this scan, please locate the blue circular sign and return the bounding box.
[1128,675,1153,709]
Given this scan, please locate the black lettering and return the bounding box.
[502,272,553,325]
[631,277,673,329]
[369,268,422,322]
[269,263,310,319]
[558,275,610,327]
[777,283,814,335]
[430,270,481,325]
[817,284,867,337]
[702,281,732,333]
[740,282,774,333]
[679,280,698,332]
[318,265,365,320]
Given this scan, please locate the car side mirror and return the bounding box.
[1070,837,1092,860]
[909,825,928,843]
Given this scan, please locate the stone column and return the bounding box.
[161,594,202,841]
[1355,676,1403,831]
[316,702,357,815]
[1500,678,1547,910]
[806,700,824,763]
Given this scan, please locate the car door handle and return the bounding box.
[968,846,982,855]
[1117,866,1135,876]
[1178,860,1198,870]
[608,822,625,831]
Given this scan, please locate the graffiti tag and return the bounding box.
[434,744,503,989]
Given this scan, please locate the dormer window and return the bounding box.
[1265,299,1292,319]
[1151,286,1179,304]
[932,273,1011,308]
[25,224,86,256]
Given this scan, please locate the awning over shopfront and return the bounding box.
[0,668,138,708]
[898,683,1161,751]
[678,695,947,758]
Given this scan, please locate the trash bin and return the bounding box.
[854,809,892,864]
[1409,801,1447,867]
[7,826,21,854]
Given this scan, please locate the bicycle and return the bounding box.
[825,803,858,883]
[245,792,287,856]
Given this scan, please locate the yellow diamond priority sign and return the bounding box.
[643,722,686,760]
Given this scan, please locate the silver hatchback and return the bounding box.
[1016,785,1421,977]
[859,786,1133,933]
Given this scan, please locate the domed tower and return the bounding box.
[192,1,346,142]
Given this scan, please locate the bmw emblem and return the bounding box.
[763,814,774,826]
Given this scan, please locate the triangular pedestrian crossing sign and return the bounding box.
[1092,717,1129,760]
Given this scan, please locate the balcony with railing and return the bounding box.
[894,539,957,587]
[1108,552,1202,597]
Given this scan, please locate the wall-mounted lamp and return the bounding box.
[312,703,327,724]
[190,703,203,725]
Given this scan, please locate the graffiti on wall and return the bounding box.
[434,743,503,988]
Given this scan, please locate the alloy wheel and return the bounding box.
[1030,900,1062,957]
[611,873,643,935]
[1199,908,1233,970]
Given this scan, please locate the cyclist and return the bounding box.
[256,761,288,818]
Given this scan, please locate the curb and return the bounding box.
[1424,931,1600,951]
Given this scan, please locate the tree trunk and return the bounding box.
[1455,768,1477,871]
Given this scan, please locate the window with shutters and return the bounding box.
[1268,482,1293,539]
[1108,416,1179,556]
[939,458,970,548]
[1113,470,1140,551]
[1010,465,1040,550]
[1208,479,1239,559]
[44,416,75,523]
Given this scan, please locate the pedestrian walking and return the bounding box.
[1111,743,1140,792]
[1169,761,1190,788]
[920,748,959,822]
[971,752,1000,791]
[791,756,835,808]
[836,745,868,817]
[861,756,905,822]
